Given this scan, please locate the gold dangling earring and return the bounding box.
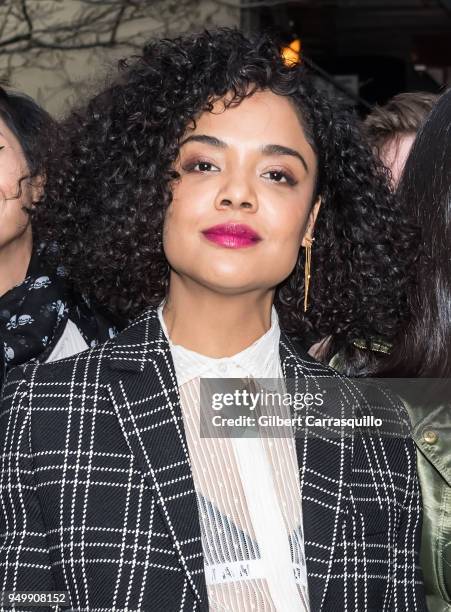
[304,237,314,312]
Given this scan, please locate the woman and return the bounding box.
[0,30,426,611]
[0,87,116,389]
[373,89,450,612]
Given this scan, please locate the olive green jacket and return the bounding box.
[329,350,451,611]
[405,402,451,612]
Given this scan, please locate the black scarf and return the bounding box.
[0,250,117,388]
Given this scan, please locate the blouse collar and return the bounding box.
[157,302,281,385]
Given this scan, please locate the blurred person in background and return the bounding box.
[336,88,451,612]
[0,87,116,390]
[0,30,426,611]
[364,91,438,187]
[376,88,451,612]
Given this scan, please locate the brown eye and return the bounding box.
[195,162,216,172]
[262,170,297,186]
[182,159,220,173]
[269,171,285,182]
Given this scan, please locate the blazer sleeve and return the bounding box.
[393,433,428,611]
[0,366,56,595]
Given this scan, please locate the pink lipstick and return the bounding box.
[202,223,261,248]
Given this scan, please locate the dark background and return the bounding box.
[241,0,451,110]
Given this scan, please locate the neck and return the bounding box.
[163,276,275,358]
[0,227,33,297]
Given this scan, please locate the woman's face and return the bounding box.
[0,117,41,250]
[163,90,320,295]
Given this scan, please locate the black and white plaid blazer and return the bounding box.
[0,307,426,611]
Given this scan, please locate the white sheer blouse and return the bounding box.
[158,305,309,612]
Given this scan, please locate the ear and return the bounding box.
[30,174,45,204]
[301,196,321,247]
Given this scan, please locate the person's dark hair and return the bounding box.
[0,87,55,184]
[373,88,451,377]
[34,28,417,349]
[364,91,438,156]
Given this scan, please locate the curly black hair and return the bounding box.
[34,28,417,353]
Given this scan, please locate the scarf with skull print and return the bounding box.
[0,249,117,389]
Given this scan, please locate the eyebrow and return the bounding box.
[261,144,308,172]
[180,134,227,148]
[180,134,309,172]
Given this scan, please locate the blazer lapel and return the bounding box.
[279,332,352,612]
[105,308,207,607]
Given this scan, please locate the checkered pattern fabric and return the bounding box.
[0,308,427,611]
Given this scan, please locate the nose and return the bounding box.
[214,169,258,212]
